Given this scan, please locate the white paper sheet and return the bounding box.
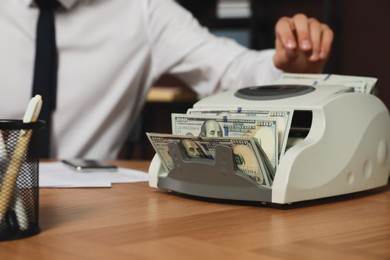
[39,162,149,188]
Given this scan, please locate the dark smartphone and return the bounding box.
[62,159,117,172]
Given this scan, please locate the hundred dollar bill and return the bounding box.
[171,113,278,168]
[275,73,377,94]
[146,133,272,187]
[253,139,276,183]
[146,133,210,171]
[186,108,292,160]
[329,74,377,94]
[231,139,271,187]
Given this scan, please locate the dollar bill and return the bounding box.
[171,113,278,168]
[253,139,276,183]
[231,139,270,187]
[329,74,377,94]
[275,73,377,94]
[186,108,292,160]
[146,133,272,187]
[147,133,210,171]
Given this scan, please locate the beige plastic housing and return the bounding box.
[149,85,390,204]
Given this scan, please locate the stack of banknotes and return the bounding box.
[275,73,377,94]
[147,73,377,188]
[147,108,292,188]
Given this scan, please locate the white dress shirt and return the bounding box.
[0,0,281,159]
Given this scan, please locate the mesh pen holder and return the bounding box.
[0,120,44,241]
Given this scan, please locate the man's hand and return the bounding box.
[273,13,334,73]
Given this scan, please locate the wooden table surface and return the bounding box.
[1,160,389,259]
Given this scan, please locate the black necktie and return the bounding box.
[32,0,59,157]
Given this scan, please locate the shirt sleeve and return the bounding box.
[145,0,282,95]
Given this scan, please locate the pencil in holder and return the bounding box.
[0,120,44,241]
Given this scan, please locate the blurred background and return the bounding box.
[120,0,390,159]
[176,0,390,105]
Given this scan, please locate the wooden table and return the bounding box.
[1,160,389,259]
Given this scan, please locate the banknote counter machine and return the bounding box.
[148,84,390,204]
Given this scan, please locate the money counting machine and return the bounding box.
[148,84,390,204]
